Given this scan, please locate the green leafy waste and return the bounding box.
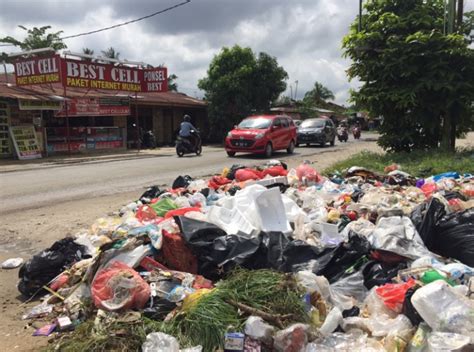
[45,269,308,352]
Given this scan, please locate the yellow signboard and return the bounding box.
[19,99,61,111]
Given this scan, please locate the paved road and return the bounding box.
[0,140,364,213]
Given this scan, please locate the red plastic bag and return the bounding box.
[162,230,198,274]
[91,261,150,311]
[420,183,437,198]
[208,176,231,190]
[235,168,263,182]
[296,164,320,183]
[262,165,288,177]
[375,278,416,312]
[136,205,159,223]
[164,207,201,219]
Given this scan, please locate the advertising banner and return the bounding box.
[55,97,130,117]
[13,55,168,93]
[9,125,42,160]
[19,99,62,110]
[14,55,61,86]
[61,58,167,92]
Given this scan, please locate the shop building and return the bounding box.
[0,75,207,158]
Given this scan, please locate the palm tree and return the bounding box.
[304,82,335,102]
[168,74,178,92]
[101,47,120,59]
[82,47,94,55]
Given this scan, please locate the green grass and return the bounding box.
[323,148,474,178]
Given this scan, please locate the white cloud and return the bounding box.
[0,0,365,104]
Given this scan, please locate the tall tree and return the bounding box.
[168,73,178,92]
[343,0,474,152]
[0,25,67,62]
[101,47,120,59]
[82,47,94,55]
[198,45,287,140]
[303,82,335,103]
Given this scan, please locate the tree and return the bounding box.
[343,0,474,152]
[168,73,178,92]
[303,82,335,103]
[101,47,120,59]
[0,25,67,62]
[198,45,288,141]
[82,48,94,55]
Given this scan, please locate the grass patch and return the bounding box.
[323,147,474,178]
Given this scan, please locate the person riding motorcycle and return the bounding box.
[179,114,197,149]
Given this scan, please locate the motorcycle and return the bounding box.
[353,126,361,139]
[337,126,348,142]
[176,129,202,157]
[142,130,157,149]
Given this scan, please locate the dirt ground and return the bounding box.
[0,135,472,351]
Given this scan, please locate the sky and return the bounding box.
[0,0,472,105]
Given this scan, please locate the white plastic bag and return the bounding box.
[142,332,179,352]
[1,257,24,269]
[320,307,343,336]
[411,280,474,339]
[244,316,274,344]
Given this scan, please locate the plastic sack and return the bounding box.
[172,175,193,189]
[375,278,416,312]
[273,323,309,352]
[411,280,474,338]
[151,198,179,217]
[162,230,198,274]
[331,270,368,303]
[362,260,407,290]
[235,168,263,182]
[18,238,89,297]
[320,307,343,336]
[427,332,470,352]
[369,216,432,260]
[139,185,163,202]
[135,205,159,223]
[165,207,201,219]
[410,198,446,249]
[142,332,179,352]
[262,165,288,177]
[296,163,321,183]
[244,316,275,344]
[2,257,23,269]
[91,261,150,311]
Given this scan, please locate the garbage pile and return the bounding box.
[14,160,474,351]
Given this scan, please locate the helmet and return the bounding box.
[183,114,191,122]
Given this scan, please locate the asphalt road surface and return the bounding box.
[0,140,364,214]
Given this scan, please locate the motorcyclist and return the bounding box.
[179,114,197,149]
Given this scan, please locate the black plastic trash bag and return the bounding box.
[362,260,407,290]
[172,175,193,189]
[227,164,246,180]
[402,286,423,326]
[314,233,371,283]
[410,198,446,248]
[139,185,163,203]
[280,240,330,273]
[433,208,474,266]
[18,238,90,297]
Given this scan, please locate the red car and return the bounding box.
[225,115,297,157]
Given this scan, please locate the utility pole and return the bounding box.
[294,80,298,100]
[456,0,463,32]
[358,0,362,32]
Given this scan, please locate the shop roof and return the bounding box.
[0,74,206,108]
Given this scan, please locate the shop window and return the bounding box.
[95,116,113,126]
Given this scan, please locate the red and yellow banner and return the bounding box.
[14,56,168,93]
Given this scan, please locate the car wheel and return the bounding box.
[287,140,295,154]
[306,143,311,147]
[196,144,202,155]
[330,137,335,146]
[295,142,300,147]
[227,151,236,157]
[264,143,273,158]
[177,148,184,157]
[320,137,326,147]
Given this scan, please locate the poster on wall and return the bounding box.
[55,97,130,117]
[0,100,12,157]
[9,125,42,160]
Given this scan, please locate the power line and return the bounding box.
[0,0,191,47]
[60,0,191,40]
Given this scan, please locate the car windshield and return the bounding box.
[300,119,325,128]
[238,117,272,129]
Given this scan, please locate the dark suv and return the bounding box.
[296,118,336,147]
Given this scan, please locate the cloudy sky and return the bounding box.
[1,0,471,104]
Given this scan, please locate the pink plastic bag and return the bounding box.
[296,164,320,183]
[91,261,150,311]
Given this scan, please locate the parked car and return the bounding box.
[225,115,297,157]
[296,118,336,147]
